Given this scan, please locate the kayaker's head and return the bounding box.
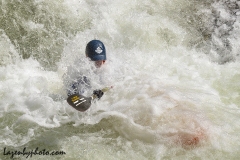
[85,40,106,68]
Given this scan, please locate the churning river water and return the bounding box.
[0,0,240,159]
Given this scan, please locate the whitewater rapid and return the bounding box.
[0,0,240,159]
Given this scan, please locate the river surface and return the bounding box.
[0,0,240,159]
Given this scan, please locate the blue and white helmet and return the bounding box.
[85,40,106,61]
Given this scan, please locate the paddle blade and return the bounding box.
[67,94,92,112]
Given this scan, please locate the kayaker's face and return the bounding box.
[94,60,105,68]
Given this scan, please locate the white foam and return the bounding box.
[1,0,240,159]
